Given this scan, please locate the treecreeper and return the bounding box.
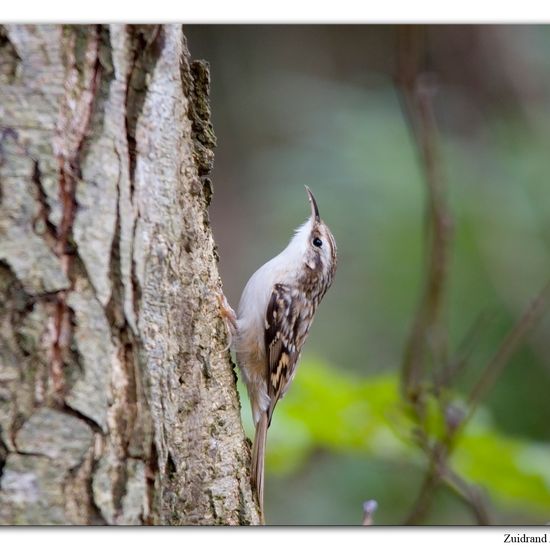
[220,187,337,523]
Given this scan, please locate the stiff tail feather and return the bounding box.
[251,412,268,524]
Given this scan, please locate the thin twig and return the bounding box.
[466,279,550,416]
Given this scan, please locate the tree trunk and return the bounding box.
[0,24,259,525]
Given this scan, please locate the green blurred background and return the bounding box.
[185,25,550,525]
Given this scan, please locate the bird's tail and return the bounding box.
[251,412,268,524]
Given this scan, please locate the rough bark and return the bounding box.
[0,24,259,525]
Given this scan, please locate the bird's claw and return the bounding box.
[217,291,237,351]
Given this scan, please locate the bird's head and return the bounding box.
[301,186,337,288]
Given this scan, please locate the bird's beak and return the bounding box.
[305,186,321,222]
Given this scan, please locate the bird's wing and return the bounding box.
[264,283,304,424]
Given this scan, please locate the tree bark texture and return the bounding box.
[0,24,259,525]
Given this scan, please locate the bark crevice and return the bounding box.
[124,24,164,191]
[0,27,21,84]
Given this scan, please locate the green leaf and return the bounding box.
[238,358,550,513]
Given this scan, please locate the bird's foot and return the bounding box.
[217,291,237,351]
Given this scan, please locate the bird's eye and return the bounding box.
[313,237,323,248]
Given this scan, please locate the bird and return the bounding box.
[231,186,337,522]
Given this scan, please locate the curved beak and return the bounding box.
[305,186,321,222]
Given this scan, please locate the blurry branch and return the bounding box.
[395,24,464,524]
[434,311,494,392]
[394,25,550,526]
[443,280,550,521]
[396,25,453,417]
[403,436,492,525]
[442,467,492,525]
[466,280,550,417]
[402,280,550,525]
[362,500,378,526]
